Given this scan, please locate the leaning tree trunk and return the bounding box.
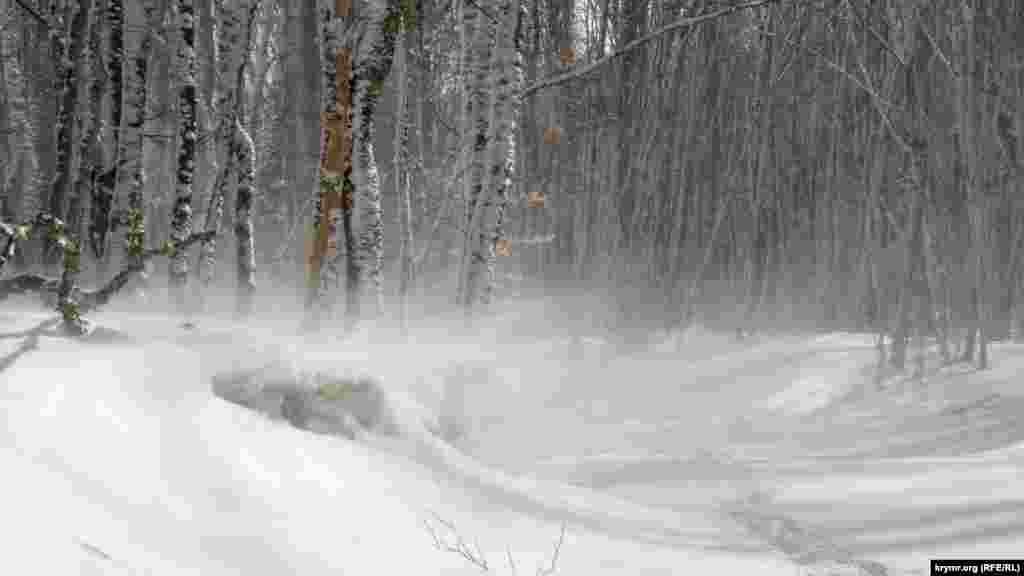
[169,0,199,310]
[46,0,94,271]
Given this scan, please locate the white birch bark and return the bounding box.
[349,0,395,319]
[198,0,245,287]
[46,0,93,270]
[233,115,257,316]
[459,0,518,313]
[169,0,199,309]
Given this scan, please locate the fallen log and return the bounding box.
[211,363,397,440]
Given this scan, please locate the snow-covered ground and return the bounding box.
[1,304,1021,575]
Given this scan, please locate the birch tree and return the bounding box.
[455,0,492,311]
[89,0,124,275]
[46,0,94,270]
[119,0,157,275]
[72,0,105,248]
[393,4,413,334]
[198,0,246,291]
[348,0,396,320]
[0,6,40,250]
[457,0,519,313]
[169,0,200,308]
[233,114,257,316]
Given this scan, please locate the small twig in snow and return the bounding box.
[536,525,566,576]
[422,510,489,572]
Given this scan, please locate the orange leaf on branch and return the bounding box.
[559,46,576,66]
[496,239,512,257]
[543,126,562,145]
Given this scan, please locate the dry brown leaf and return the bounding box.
[527,191,546,208]
[543,126,562,145]
[559,46,576,66]
[496,239,513,257]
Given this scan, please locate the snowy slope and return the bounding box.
[1,308,1022,575]
[0,309,791,575]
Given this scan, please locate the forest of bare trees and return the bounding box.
[1,0,1022,371]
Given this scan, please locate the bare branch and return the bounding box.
[536,525,566,576]
[13,0,49,29]
[422,511,489,572]
[520,0,778,98]
[80,231,217,312]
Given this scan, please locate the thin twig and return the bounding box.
[536,525,566,576]
[80,231,216,312]
[520,0,778,98]
[12,0,49,28]
[422,511,489,572]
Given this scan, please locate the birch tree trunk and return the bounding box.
[46,0,93,270]
[120,0,156,276]
[90,0,123,278]
[233,115,257,316]
[198,0,245,290]
[393,14,412,334]
[455,0,493,311]
[72,0,104,250]
[348,0,395,320]
[957,0,987,368]
[54,0,96,335]
[458,0,518,314]
[169,0,199,310]
[0,12,40,252]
